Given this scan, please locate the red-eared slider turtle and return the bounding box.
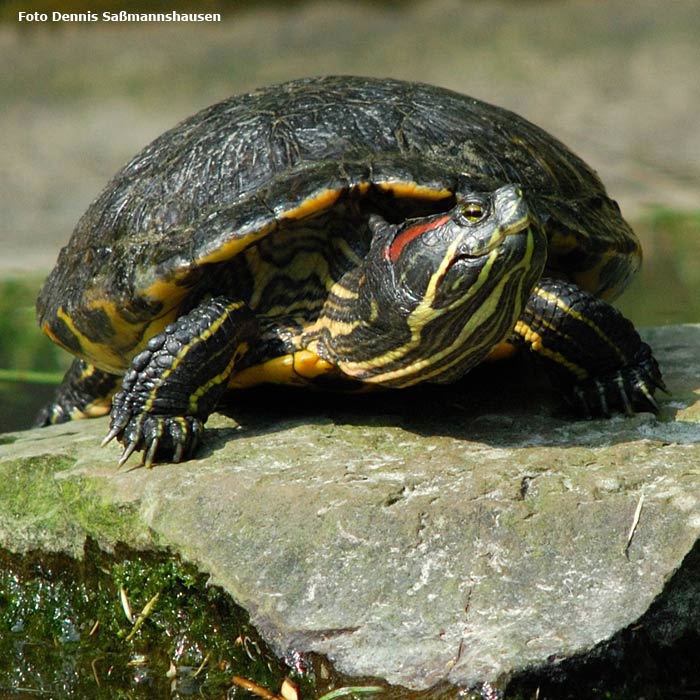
[36,76,663,467]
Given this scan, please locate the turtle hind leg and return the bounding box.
[104,296,259,468]
[514,277,664,417]
[35,358,117,426]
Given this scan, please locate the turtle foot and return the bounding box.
[34,359,116,426]
[103,409,204,469]
[567,341,665,418]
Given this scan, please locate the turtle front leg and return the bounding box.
[35,358,117,426]
[513,277,664,416]
[103,297,259,468]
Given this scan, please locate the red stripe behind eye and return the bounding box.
[386,215,451,263]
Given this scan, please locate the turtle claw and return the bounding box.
[615,375,635,417]
[101,424,122,448]
[106,404,205,468]
[642,392,660,413]
[567,344,663,419]
[594,379,611,418]
[143,436,160,470]
[118,438,139,468]
[172,441,185,464]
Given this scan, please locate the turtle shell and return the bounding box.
[38,75,640,373]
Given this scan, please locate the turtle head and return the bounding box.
[325,184,548,386]
[374,184,543,309]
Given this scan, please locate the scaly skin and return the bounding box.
[514,278,664,415]
[35,358,116,425]
[102,297,258,467]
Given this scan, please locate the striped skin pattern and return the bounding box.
[104,298,258,466]
[304,186,546,387]
[514,279,663,415]
[34,358,116,424]
[101,185,543,465]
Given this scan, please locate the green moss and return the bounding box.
[0,542,298,699]
[0,542,404,700]
[0,455,78,542]
[56,474,152,548]
[0,452,150,554]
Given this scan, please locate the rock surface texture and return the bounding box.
[1,325,699,691]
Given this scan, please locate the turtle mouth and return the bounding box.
[456,214,533,259]
[441,216,542,301]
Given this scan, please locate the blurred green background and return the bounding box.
[1,0,699,432]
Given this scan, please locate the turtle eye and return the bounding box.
[456,200,487,224]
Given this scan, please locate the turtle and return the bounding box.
[36,75,663,467]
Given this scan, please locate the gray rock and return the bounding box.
[1,325,699,690]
